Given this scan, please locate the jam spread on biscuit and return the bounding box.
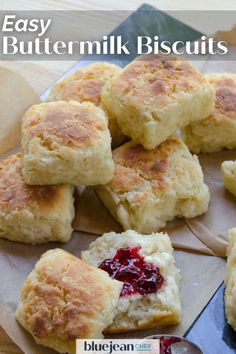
[159,336,181,354]
[98,246,164,297]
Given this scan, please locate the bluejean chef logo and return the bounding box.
[76,339,160,354]
[84,341,151,352]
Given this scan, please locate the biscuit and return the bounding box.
[221,160,236,197]
[225,228,236,331]
[184,73,236,153]
[82,230,182,333]
[47,62,124,148]
[21,101,114,186]
[0,153,74,244]
[16,249,122,354]
[95,137,210,233]
[101,54,214,149]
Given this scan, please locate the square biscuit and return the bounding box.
[225,228,236,331]
[0,153,75,244]
[184,73,236,153]
[221,160,236,197]
[47,62,124,148]
[82,230,182,333]
[96,137,210,233]
[16,249,122,354]
[47,62,121,107]
[101,55,214,149]
[22,101,114,185]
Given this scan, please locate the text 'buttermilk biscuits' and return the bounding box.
[47,62,125,148]
[16,249,122,354]
[96,137,210,233]
[184,73,236,153]
[101,54,214,150]
[0,153,74,244]
[225,228,236,332]
[82,230,182,333]
[21,101,114,186]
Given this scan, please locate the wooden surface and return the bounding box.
[0,1,235,353]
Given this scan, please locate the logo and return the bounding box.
[76,339,160,354]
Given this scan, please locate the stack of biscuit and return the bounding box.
[0,57,216,244]
[0,62,122,245]
[46,62,125,148]
[96,54,214,233]
[1,54,236,352]
[0,100,114,244]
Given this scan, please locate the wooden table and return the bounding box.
[0,1,235,353]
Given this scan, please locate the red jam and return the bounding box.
[160,336,181,354]
[98,246,164,297]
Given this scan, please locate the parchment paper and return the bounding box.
[1,28,236,354]
[0,67,39,156]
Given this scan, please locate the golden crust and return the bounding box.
[101,55,214,149]
[0,153,75,244]
[115,55,206,108]
[21,101,114,186]
[96,137,210,232]
[48,62,121,106]
[109,138,182,196]
[207,73,236,123]
[47,63,124,148]
[23,101,107,149]
[0,153,64,213]
[16,249,122,353]
[183,73,236,153]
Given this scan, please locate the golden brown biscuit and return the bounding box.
[96,137,210,233]
[16,249,123,354]
[21,101,114,185]
[82,230,182,333]
[184,73,236,153]
[0,153,74,244]
[102,55,214,149]
[225,228,236,331]
[47,62,124,147]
